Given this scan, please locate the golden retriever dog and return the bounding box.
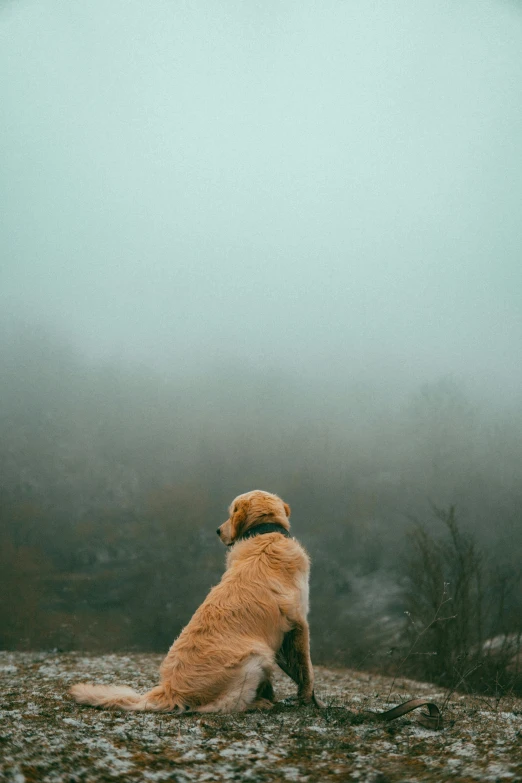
[70,489,321,713]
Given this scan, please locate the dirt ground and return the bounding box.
[1,651,521,782]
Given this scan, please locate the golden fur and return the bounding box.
[70,490,320,713]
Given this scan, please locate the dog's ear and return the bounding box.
[230,498,249,538]
[283,502,291,518]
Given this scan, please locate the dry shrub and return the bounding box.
[399,505,522,696]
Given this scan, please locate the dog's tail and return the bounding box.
[70,682,183,712]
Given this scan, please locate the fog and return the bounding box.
[2,0,522,393]
[1,1,521,674]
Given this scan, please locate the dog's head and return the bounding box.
[217,489,291,546]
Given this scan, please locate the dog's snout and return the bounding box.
[216,528,221,536]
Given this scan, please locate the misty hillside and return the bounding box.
[1,329,521,694]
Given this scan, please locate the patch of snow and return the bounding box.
[220,742,254,758]
[484,763,516,780]
[449,740,477,759]
[180,749,207,761]
[408,725,436,738]
[38,665,60,678]
[500,711,522,722]
[278,766,302,781]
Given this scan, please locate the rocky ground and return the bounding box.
[0,651,521,782]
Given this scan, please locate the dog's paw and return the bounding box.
[297,690,325,708]
[312,692,326,709]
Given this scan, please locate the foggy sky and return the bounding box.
[1,0,522,399]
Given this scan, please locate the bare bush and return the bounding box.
[399,505,522,696]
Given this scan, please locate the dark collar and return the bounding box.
[236,522,291,542]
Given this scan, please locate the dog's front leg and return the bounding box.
[276,622,323,707]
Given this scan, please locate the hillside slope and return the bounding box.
[1,652,520,782]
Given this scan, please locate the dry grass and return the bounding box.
[1,652,521,782]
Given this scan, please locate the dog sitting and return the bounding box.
[70,489,321,712]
